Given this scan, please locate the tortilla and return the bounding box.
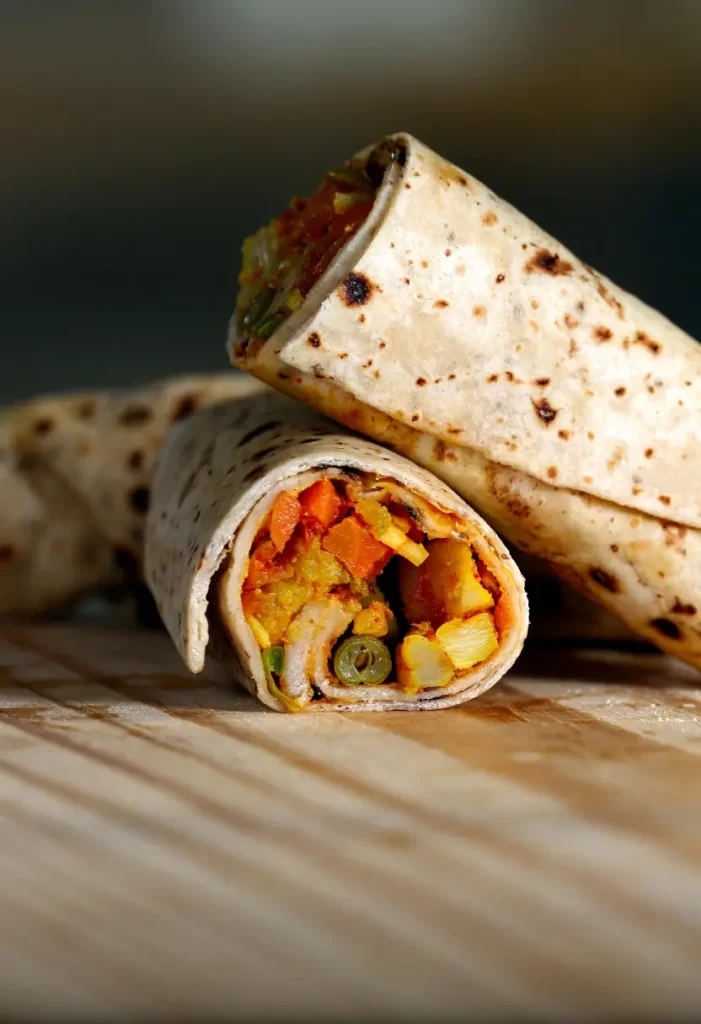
[0,373,267,615]
[145,394,528,712]
[229,131,701,667]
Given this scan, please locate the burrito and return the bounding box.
[145,394,527,712]
[0,373,266,616]
[229,132,701,667]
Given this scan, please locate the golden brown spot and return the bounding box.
[650,617,682,640]
[576,301,586,314]
[558,429,570,440]
[525,249,573,276]
[457,175,468,187]
[563,313,578,330]
[529,320,540,333]
[589,567,620,593]
[632,487,642,496]
[568,339,579,357]
[339,353,348,360]
[128,450,144,471]
[487,374,499,383]
[611,544,619,553]
[421,260,429,268]
[434,440,447,462]
[659,495,671,506]
[340,272,373,306]
[361,359,373,369]
[403,277,410,285]
[373,370,380,380]
[583,475,593,484]
[75,400,96,419]
[456,265,466,276]
[411,414,420,423]
[614,386,626,397]
[644,448,654,458]
[594,326,613,342]
[532,398,558,424]
[404,183,412,190]
[530,299,539,310]
[358,314,366,324]
[173,394,198,421]
[434,378,442,384]
[587,431,595,440]
[434,299,449,308]
[448,373,456,380]
[481,211,498,226]
[634,331,662,356]
[118,405,152,427]
[535,377,551,387]
[378,341,386,349]
[672,599,696,615]
[447,426,461,435]
[495,273,505,284]
[547,466,558,479]
[472,305,486,321]
[416,377,427,387]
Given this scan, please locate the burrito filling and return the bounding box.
[234,140,404,358]
[242,474,511,707]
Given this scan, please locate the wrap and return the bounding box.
[145,394,528,712]
[0,373,266,615]
[229,131,701,667]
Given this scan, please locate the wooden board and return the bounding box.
[1,621,701,1020]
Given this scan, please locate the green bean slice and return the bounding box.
[333,636,392,685]
[242,286,276,330]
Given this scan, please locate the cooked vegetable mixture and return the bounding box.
[242,474,510,706]
[234,141,404,357]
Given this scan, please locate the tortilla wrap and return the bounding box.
[145,394,528,712]
[0,373,266,615]
[229,131,701,667]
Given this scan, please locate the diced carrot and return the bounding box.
[493,593,511,638]
[300,479,343,528]
[322,515,390,579]
[270,491,302,553]
[244,540,291,589]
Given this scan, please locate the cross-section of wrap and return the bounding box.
[229,131,701,667]
[0,373,266,615]
[145,395,527,712]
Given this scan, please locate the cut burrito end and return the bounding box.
[145,398,528,714]
[220,470,514,712]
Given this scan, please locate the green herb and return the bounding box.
[262,646,284,677]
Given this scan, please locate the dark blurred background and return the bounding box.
[2,0,700,404]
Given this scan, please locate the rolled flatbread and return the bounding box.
[0,373,266,615]
[145,394,528,712]
[229,132,701,667]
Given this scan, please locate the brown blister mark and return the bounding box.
[472,305,486,321]
[434,378,442,384]
[487,374,499,383]
[358,314,366,324]
[532,397,558,424]
[659,495,671,506]
[457,175,468,187]
[420,260,429,268]
[456,265,466,276]
[529,320,540,334]
[340,272,373,306]
[587,431,595,440]
[378,341,386,350]
[447,426,462,435]
[128,450,144,471]
[568,339,579,357]
[404,183,412,190]
[589,567,620,593]
[403,277,410,285]
[614,386,626,397]
[634,331,662,355]
[173,394,198,421]
[339,353,348,360]
[547,466,558,479]
[594,326,613,343]
[593,276,625,318]
[416,377,427,387]
[564,313,578,329]
[576,301,586,314]
[495,273,505,284]
[118,404,152,426]
[534,377,551,387]
[583,476,593,484]
[373,370,380,380]
[650,617,682,640]
[644,448,654,459]
[411,414,420,423]
[632,486,642,496]
[525,249,573,276]
[481,211,498,226]
[433,440,447,462]
[33,417,54,436]
[610,544,619,553]
[504,371,523,384]
[672,599,697,616]
[434,299,449,309]
[129,486,150,514]
[448,373,456,380]
[558,429,570,440]
[444,249,452,257]
[75,400,96,419]
[0,544,15,563]
[530,299,539,310]
[362,359,373,369]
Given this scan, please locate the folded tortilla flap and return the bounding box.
[145,395,528,712]
[0,373,269,615]
[251,132,700,530]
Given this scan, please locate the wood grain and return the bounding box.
[0,622,700,1020]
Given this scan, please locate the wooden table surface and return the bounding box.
[1,622,701,1021]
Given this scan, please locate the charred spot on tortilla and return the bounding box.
[129,486,150,514]
[650,617,682,640]
[411,413,420,422]
[659,495,672,506]
[238,421,283,448]
[495,273,506,283]
[634,331,662,355]
[525,249,573,276]
[589,567,621,593]
[558,429,571,440]
[593,326,613,342]
[307,332,321,348]
[172,394,198,421]
[33,417,54,436]
[472,305,486,320]
[614,387,627,397]
[434,299,449,309]
[75,399,96,419]
[644,448,654,458]
[118,404,152,427]
[534,377,551,387]
[481,211,498,226]
[532,397,559,424]
[341,272,373,306]
[547,466,558,479]
[416,378,427,387]
[127,450,144,471]
[672,599,697,616]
